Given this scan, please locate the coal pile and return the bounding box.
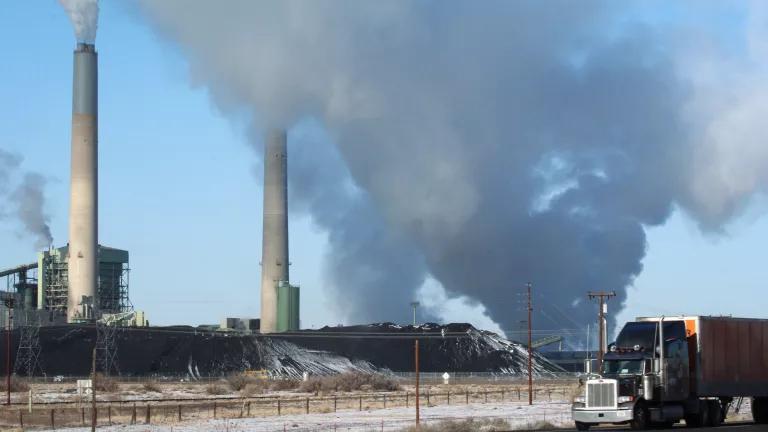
[13,323,563,377]
[277,323,563,375]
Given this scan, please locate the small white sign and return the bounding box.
[76,379,92,397]
[442,372,450,384]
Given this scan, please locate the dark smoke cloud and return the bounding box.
[0,149,53,250]
[11,174,54,249]
[137,1,768,334]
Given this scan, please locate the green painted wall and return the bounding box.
[276,281,300,332]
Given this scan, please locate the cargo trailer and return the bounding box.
[571,315,768,430]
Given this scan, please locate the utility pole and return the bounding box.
[527,282,533,406]
[4,298,14,406]
[91,347,96,432]
[5,307,10,405]
[588,291,616,372]
[410,301,420,425]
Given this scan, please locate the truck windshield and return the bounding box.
[615,321,657,350]
[602,360,643,375]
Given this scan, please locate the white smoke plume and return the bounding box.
[0,149,53,250]
[59,0,99,43]
[137,1,768,335]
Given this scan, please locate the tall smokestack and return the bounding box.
[260,129,288,333]
[67,42,98,322]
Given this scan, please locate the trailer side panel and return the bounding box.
[698,317,768,397]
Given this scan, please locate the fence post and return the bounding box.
[406,392,409,408]
[517,388,521,400]
[466,391,469,405]
[359,396,362,411]
[305,397,309,414]
[383,394,386,409]
[447,391,450,405]
[502,389,505,400]
[108,404,112,425]
[247,401,251,417]
[18,409,22,428]
[334,396,337,412]
[278,399,281,416]
[131,403,136,424]
[213,401,217,419]
[146,404,151,424]
[178,404,182,421]
[427,390,430,406]
[50,409,54,430]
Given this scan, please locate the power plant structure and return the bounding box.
[68,42,99,323]
[0,245,131,326]
[0,40,133,326]
[260,129,300,333]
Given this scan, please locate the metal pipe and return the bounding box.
[0,264,37,279]
[260,129,288,333]
[67,43,98,322]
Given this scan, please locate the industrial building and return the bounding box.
[1,29,303,336]
[0,244,131,327]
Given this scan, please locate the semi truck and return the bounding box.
[571,316,768,430]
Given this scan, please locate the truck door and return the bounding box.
[663,321,690,401]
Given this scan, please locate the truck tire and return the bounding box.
[575,421,591,431]
[631,402,649,430]
[685,401,709,428]
[707,400,723,426]
[754,397,768,424]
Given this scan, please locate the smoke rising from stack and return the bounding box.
[138,2,768,334]
[0,149,53,250]
[11,174,53,249]
[58,0,99,43]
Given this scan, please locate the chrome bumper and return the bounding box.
[572,407,633,424]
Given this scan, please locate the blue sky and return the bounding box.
[1,2,767,339]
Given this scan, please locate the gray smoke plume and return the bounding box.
[0,149,53,250]
[138,1,768,335]
[59,0,99,43]
[0,149,22,196]
[11,174,54,250]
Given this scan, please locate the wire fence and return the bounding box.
[16,371,580,385]
[0,386,576,430]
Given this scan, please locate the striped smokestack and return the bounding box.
[67,42,98,322]
[260,129,288,333]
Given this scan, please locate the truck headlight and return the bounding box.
[574,396,586,403]
[617,396,634,403]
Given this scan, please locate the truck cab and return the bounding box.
[571,317,723,430]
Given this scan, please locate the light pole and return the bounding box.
[410,301,420,425]
[527,283,532,406]
[410,301,419,327]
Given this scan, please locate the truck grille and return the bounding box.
[586,380,616,409]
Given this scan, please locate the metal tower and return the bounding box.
[14,312,43,377]
[95,322,119,376]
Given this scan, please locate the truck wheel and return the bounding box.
[575,421,591,431]
[631,402,649,430]
[754,397,768,424]
[686,400,709,428]
[708,400,723,426]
